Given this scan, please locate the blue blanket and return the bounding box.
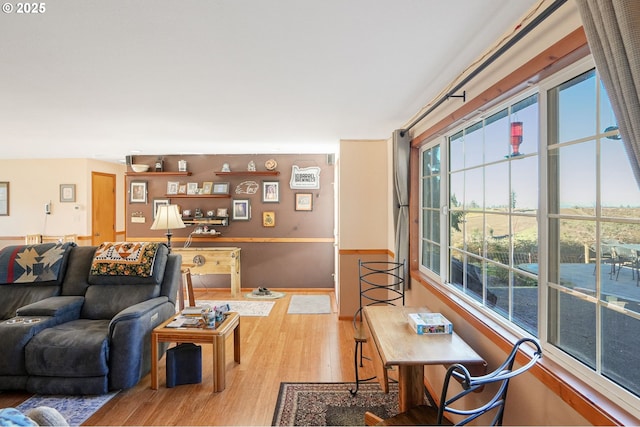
[0,243,73,284]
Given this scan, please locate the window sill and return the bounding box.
[412,269,640,426]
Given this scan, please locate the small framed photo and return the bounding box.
[178,183,187,195]
[213,182,230,195]
[202,181,213,194]
[262,180,279,203]
[0,182,8,216]
[295,193,313,211]
[187,182,199,195]
[232,199,250,221]
[262,211,275,227]
[217,207,228,217]
[153,198,170,219]
[60,184,76,203]
[167,181,179,195]
[130,181,147,203]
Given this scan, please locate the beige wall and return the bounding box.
[0,158,126,246]
[337,139,394,317]
[338,139,391,249]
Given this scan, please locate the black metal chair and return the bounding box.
[365,337,542,426]
[350,259,406,396]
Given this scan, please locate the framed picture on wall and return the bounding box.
[186,182,199,195]
[130,181,147,203]
[0,182,8,216]
[153,198,170,219]
[232,199,250,221]
[202,182,213,194]
[167,181,179,195]
[212,182,230,195]
[59,184,76,202]
[263,211,275,227]
[295,193,313,211]
[262,180,279,203]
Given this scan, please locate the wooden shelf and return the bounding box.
[126,171,192,176]
[215,171,280,176]
[166,194,231,198]
[184,217,229,227]
[189,232,222,237]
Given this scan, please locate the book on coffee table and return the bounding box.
[166,317,201,328]
[181,306,205,317]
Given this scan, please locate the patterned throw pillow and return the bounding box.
[0,243,75,284]
[90,242,160,277]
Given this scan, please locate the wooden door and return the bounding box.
[91,172,116,245]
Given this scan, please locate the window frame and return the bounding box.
[539,56,640,414]
[419,88,541,337]
[418,55,640,416]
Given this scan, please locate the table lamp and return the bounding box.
[150,204,185,252]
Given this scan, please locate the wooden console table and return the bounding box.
[172,247,241,297]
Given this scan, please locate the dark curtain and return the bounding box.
[393,129,410,276]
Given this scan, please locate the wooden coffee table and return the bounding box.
[151,311,240,391]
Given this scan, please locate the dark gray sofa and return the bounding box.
[0,242,181,395]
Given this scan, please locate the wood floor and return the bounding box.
[0,290,371,426]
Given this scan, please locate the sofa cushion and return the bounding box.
[81,284,160,319]
[88,242,168,286]
[0,243,75,285]
[0,286,60,320]
[16,296,84,318]
[60,246,96,296]
[25,319,110,377]
[0,316,59,375]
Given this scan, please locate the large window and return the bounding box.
[546,67,640,399]
[419,59,640,406]
[421,93,540,335]
[421,145,441,275]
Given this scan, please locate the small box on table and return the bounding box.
[408,312,453,335]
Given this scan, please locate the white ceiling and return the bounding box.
[0,0,538,163]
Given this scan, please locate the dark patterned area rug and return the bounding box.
[271,382,398,426]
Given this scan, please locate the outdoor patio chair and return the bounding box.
[612,246,637,283]
[350,259,405,396]
[365,337,542,426]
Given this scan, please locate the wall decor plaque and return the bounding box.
[290,165,320,189]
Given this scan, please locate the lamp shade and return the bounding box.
[150,205,186,231]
